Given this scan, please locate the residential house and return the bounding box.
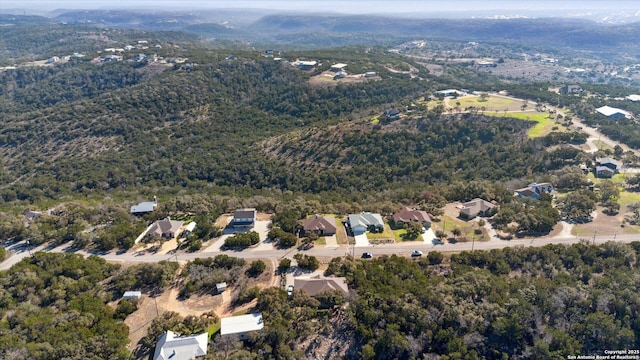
[25,210,43,221]
[330,63,347,72]
[514,183,554,200]
[148,218,184,239]
[459,198,496,219]
[346,212,384,236]
[596,157,620,172]
[435,89,460,97]
[102,54,121,62]
[131,197,158,214]
[220,313,264,339]
[595,166,615,178]
[595,158,620,178]
[232,208,257,229]
[382,108,401,121]
[391,206,431,229]
[292,60,317,71]
[302,215,337,236]
[626,94,640,102]
[294,275,349,297]
[333,71,347,80]
[559,84,583,94]
[596,106,630,120]
[153,331,208,360]
[123,291,142,301]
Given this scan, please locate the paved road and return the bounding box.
[3,232,637,270]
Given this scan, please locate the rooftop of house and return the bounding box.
[597,157,619,167]
[392,206,431,223]
[233,208,257,219]
[302,215,337,232]
[348,212,384,228]
[596,105,629,117]
[149,218,184,237]
[131,198,157,213]
[294,275,349,297]
[460,198,495,213]
[153,331,208,360]
[220,313,264,336]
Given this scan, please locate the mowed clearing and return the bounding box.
[432,95,567,138]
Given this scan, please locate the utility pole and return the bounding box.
[593,229,597,246]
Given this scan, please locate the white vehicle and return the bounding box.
[287,285,294,296]
[411,250,423,257]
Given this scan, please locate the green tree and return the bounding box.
[427,251,444,265]
[247,260,266,277]
[557,190,597,221]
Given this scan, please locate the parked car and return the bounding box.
[361,252,373,259]
[421,227,427,234]
[287,285,294,296]
[411,250,423,257]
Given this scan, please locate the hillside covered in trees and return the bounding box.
[3,243,640,359]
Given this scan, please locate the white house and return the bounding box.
[232,208,256,229]
[123,291,142,300]
[131,197,158,214]
[153,331,208,360]
[596,105,630,120]
[220,313,264,339]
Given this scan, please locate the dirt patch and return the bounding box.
[572,206,628,238]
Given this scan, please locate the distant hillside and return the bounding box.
[4,12,639,52]
[249,15,640,51]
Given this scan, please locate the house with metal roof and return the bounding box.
[232,208,256,229]
[514,183,554,201]
[220,313,264,339]
[153,330,208,360]
[123,291,141,300]
[596,106,630,120]
[131,196,158,214]
[346,212,384,236]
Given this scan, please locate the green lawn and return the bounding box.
[592,140,614,152]
[366,224,395,240]
[392,227,407,241]
[455,96,521,111]
[208,321,221,336]
[619,191,640,207]
[314,237,327,246]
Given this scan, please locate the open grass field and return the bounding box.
[428,95,566,138]
[455,95,524,112]
[619,190,640,207]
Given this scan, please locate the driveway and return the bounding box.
[421,228,437,243]
[324,234,338,247]
[354,233,370,247]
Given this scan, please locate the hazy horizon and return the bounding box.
[3,0,639,15]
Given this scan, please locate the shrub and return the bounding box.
[223,231,260,248]
[278,258,291,273]
[427,251,444,265]
[247,260,266,277]
[294,254,320,271]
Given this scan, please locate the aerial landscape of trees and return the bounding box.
[1,9,640,360]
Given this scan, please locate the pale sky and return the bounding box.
[2,0,638,14]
